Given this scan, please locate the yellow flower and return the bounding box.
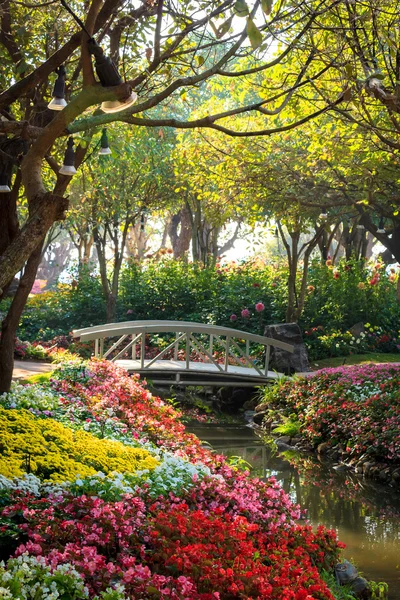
[0,409,158,482]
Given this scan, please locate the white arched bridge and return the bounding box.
[72,320,294,387]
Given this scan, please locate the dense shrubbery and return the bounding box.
[6,257,399,360]
[0,359,346,598]
[259,364,400,465]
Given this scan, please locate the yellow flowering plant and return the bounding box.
[0,408,158,482]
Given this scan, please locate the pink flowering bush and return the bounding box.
[260,364,400,465]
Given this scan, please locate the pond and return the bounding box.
[189,424,400,599]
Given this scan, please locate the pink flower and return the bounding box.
[255,302,265,312]
[230,314,237,321]
[241,308,250,318]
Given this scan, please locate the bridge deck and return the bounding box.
[115,358,281,386]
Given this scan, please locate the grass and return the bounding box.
[311,353,400,370]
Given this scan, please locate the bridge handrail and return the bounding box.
[72,320,294,353]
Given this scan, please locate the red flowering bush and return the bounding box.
[2,491,341,599]
[0,359,348,598]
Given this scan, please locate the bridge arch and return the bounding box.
[73,320,294,386]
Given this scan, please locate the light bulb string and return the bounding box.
[60,0,92,39]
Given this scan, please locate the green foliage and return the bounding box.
[16,258,400,369]
[272,418,302,437]
[18,267,106,340]
[320,570,356,599]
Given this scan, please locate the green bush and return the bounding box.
[12,258,400,362]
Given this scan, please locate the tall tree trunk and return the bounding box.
[0,243,43,393]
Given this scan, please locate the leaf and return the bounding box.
[343,87,352,101]
[233,0,249,17]
[247,17,263,50]
[345,63,354,78]
[261,0,273,14]
[218,15,233,37]
[196,55,205,67]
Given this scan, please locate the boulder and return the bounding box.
[350,322,365,337]
[317,442,330,454]
[264,323,311,374]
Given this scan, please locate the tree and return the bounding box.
[0,0,340,391]
[67,126,175,322]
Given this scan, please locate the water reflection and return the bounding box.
[190,424,400,599]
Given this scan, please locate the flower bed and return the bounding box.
[0,359,347,598]
[258,364,400,480]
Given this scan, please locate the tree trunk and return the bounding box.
[167,207,192,259]
[0,243,43,393]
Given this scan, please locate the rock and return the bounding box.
[264,323,311,374]
[391,469,400,482]
[253,410,268,425]
[243,398,258,411]
[317,442,330,454]
[333,463,349,472]
[349,322,365,337]
[335,560,358,584]
[350,576,369,595]
[362,462,375,475]
[275,436,291,445]
[276,441,294,452]
[291,436,302,445]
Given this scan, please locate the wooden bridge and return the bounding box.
[72,320,294,386]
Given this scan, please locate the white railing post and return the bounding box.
[174,332,179,360]
[224,337,230,372]
[141,332,145,368]
[131,333,137,360]
[185,333,190,370]
[94,338,99,357]
[209,334,213,363]
[100,338,104,358]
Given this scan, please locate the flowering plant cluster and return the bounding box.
[303,325,400,360]
[0,407,157,482]
[260,364,400,464]
[0,358,347,598]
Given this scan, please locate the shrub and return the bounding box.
[260,364,400,464]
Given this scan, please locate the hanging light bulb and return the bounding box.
[377,218,385,234]
[88,39,137,113]
[48,66,67,111]
[99,128,112,155]
[319,208,328,220]
[59,137,77,176]
[0,173,11,193]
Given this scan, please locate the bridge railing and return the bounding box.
[72,320,294,377]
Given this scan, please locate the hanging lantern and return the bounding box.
[88,40,137,113]
[99,128,112,155]
[319,208,328,220]
[377,218,385,234]
[59,137,77,176]
[0,172,11,193]
[48,66,67,111]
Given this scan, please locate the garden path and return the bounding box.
[12,360,53,380]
